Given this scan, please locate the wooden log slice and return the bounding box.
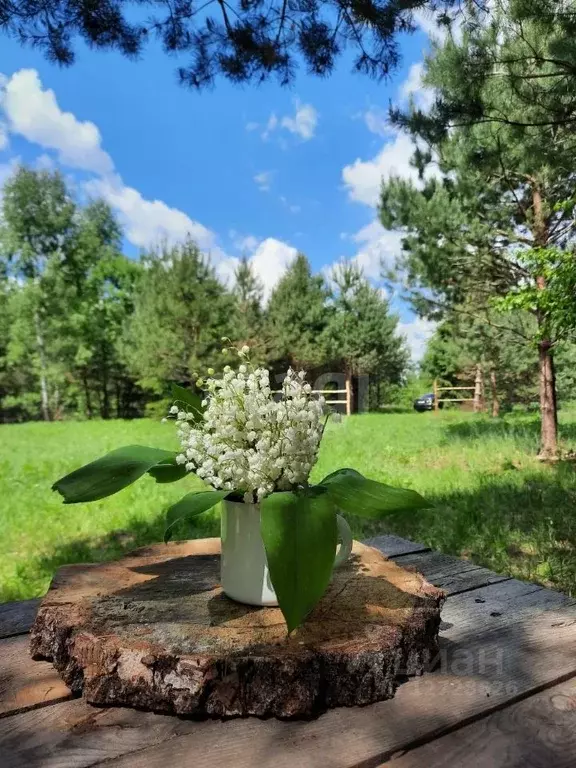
[30,539,444,719]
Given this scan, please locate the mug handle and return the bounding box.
[334,514,353,568]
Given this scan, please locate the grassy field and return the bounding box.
[1,409,576,602]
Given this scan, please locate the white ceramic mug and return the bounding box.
[220,500,353,606]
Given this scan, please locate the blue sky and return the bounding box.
[0,16,439,359]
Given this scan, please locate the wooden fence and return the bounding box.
[433,365,485,413]
[313,379,352,416]
[275,379,353,416]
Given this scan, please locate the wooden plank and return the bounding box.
[382,677,576,767]
[0,635,72,717]
[0,600,40,639]
[366,535,429,558]
[394,551,510,595]
[2,607,576,768]
[0,700,198,768]
[441,579,576,637]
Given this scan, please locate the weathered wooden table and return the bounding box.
[1,535,575,768]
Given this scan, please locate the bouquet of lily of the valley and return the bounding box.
[53,344,430,632]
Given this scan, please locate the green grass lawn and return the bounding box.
[1,409,576,602]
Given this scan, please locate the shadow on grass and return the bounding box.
[346,464,576,597]
[3,465,576,604]
[443,412,576,445]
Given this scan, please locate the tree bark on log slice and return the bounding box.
[29,539,444,719]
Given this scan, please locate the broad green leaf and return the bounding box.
[164,490,230,542]
[171,383,203,418]
[319,469,431,518]
[261,489,337,634]
[52,445,175,503]
[147,454,188,484]
[318,467,363,485]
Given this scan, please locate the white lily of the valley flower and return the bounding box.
[169,359,325,502]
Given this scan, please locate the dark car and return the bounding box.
[413,393,443,412]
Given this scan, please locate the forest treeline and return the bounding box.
[0,167,408,422]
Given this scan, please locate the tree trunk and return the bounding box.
[100,350,110,419]
[82,372,93,419]
[489,368,500,418]
[473,364,484,413]
[538,339,558,459]
[345,369,353,416]
[34,309,51,422]
[532,184,558,459]
[115,379,122,419]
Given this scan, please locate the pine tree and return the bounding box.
[0,0,452,89]
[381,8,576,456]
[122,238,235,392]
[324,262,408,410]
[265,253,330,369]
[232,256,265,360]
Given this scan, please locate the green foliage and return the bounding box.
[170,383,203,418]
[556,342,576,404]
[4,412,576,604]
[319,467,431,517]
[0,165,410,423]
[381,6,576,453]
[260,488,338,633]
[324,262,408,383]
[0,167,142,422]
[493,247,576,342]
[233,256,266,361]
[147,455,189,484]
[421,312,539,409]
[121,239,235,393]
[52,445,176,503]
[164,490,230,542]
[266,253,330,368]
[0,0,444,89]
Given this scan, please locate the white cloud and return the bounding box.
[249,237,298,300]
[280,100,318,141]
[254,171,272,192]
[261,114,279,141]
[0,157,20,201]
[399,62,435,110]
[350,220,404,279]
[0,122,8,151]
[1,69,113,174]
[255,100,318,143]
[232,233,259,253]
[217,237,297,302]
[363,107,393,138]
[0,68,299,302]
[399,316,436,362]
[280,195,301,214]
[86,175,219,252]
[413,9,449,41]
[342,131,426,207]
[0,68,225,255]
[34,153,55,171]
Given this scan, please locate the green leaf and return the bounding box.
[52,445,175,503]
[318,467,364,484]
[319,468,431,518]
[171,383,203,418]
[164,490,230,542]
[261,489,337,634]
[147,454,188,484]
